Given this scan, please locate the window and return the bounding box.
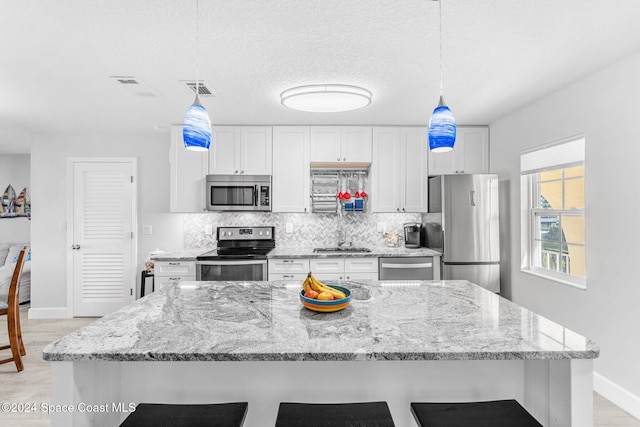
[521,136,586,288]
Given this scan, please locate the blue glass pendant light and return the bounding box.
[183,0,211,151]
[428,0,456,153]
[183,94,211,151]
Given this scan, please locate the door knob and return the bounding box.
[72,244,81,250]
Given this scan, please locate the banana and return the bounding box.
[309,275,347,299]
[302,276,312,293]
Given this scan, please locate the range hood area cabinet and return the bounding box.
[370,127,429,213]
[428,126,489,175]
[209,126,272,176]
[310,126,372,165]
[272,126,310,212]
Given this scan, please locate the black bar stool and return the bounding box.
[140,270,154,298]
[410,400,542,427]
[275,402,395,427]
[119,402,248,427]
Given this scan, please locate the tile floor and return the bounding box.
[1,305,639,426]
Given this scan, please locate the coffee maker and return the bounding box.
[403,222,422,248]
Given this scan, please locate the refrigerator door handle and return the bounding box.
[470,190,476,206]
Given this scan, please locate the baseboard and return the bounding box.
[28,307,71,319]
[594,371,640,420]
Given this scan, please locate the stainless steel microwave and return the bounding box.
[205,175,271,211]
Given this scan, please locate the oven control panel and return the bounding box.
[217,226,274,240]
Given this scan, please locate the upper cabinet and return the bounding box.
[310,126,372,164]
[209,126,272,175]
[428,126,489,175]
[169,125,208,212]
[371,127,428,213]
[272,127,310,213]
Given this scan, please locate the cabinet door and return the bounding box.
[155,261,196,276]
[342,127,372,162]
[272,126,310,212]
[310,258,345,275]
[169,126,208,212]
[268,258,310,274]
[401,128,428,212]
[371,128,401,212]
[457,126,489,174]
[241,126,272,174]
[427,142,457,175]
[209,126,241,174]
[310,126,341,162]
[344,257,378,274]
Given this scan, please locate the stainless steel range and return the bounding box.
[196,226,275,281]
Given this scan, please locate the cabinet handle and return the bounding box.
[402,208,406,212]
[168,262,180,266]
[343,157,346,161]
[339,276,343,280]
[337,157,340,161]
[396,208,400,212]
[234,170,239,174]
[304,208,307,212]
[346,276,350,280]
[241,170,245,174]
[283,275,294,279]
[282,259,292,263]
[169,277,180,281]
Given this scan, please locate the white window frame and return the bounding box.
[520,136,586,290]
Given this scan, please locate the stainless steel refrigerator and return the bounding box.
[425,174,500,292]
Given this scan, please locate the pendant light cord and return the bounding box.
[195,0,200,95]
[438,0,443,97]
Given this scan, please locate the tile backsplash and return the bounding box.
[183,212,421,249]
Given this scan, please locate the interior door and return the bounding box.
[71,160,136,316]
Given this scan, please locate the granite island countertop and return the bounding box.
[43,280,598,362]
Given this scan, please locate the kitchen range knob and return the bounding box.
[259,231,263,236]
[71,244,81,250]
[265,230,270,236]
[221,231,226,237]
[228,231,233,236]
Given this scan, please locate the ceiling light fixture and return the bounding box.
[182,0,211,151]
[280,84,372,113]
[428,0,456,153]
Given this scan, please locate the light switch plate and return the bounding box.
[286,223,293,233]
[376,222,386,233]
[204,224,213,235]
[142,225,153,235]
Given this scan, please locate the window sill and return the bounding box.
[521,268,586,291]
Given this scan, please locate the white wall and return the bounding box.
[490,49,640,415]
[29,132,183,317]
[0,154,31,243]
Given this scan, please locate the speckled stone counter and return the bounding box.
[45,280,598,427]
[43,280,595,362]
[150,249,210,261]
[267,246,441,258]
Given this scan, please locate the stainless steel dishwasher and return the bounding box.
[379,257,434,280]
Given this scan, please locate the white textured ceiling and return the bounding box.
[1,0,640,153]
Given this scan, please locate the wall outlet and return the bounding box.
[285,223,293,233]
[204,224,213,235]
[142,225,153,235]
[376,222,386,233]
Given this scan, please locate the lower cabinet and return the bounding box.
[268,257,379,281]
[154,261,196,290]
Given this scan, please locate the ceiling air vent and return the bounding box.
[110,76,157,97]
[183,80,216,97]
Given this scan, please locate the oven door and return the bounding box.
[196,260,267,281]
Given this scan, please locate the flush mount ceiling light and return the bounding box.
[428,0,456,153]
[183,0,211,151]
[280,84,372,113]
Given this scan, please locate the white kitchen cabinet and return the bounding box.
[428,126,489,175]
[268,258,310,281]
[154,260,196,290]
[209,126,272,175]
[311,257,378,281]
[272,127,310,212]
[371,127,428,213]
[310,126,372,163]
[169,125,209,212]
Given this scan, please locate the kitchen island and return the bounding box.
[44,280,598,426]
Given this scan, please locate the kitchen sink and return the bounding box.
[313,247,372,253]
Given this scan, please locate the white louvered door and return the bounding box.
[72,160,135,316]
